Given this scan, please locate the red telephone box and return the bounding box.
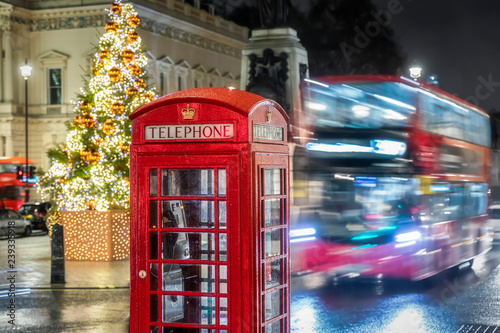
[129,88,290,333]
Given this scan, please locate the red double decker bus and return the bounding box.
[290,75,493,283]
[0,157,36,210]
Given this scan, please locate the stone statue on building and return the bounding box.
[258,0,290,28]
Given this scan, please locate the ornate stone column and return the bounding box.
[2,29,13,103]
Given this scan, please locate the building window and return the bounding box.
[160,72,166,95]
[48,68,62,105]
[0,136,5,156]
[178,76,182,91]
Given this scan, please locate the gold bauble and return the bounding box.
[110,101,125,115]
[127,31,139,43]
[80,148,91,161]
[108,67,122,82]
[127,13,140,28]
[82,114,95,129]
[99,50,110,61]
[92,136,103,147]
[88,151,101,165]
[128,63,141,76]
[105,21,118,34]
[110,2,122,14]
[144,91,155,101]
[80,101,93,112]
[120,49,135,63]
[120,144,130,153]
[135,78,146,90]
[126,87,138,99]
[86,200,97,210]
[102,120,116,136]
[73,115,83,126]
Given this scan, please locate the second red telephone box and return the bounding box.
[129,88,290,332]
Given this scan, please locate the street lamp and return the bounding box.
[409,65,422,81]
[20,59,32,202]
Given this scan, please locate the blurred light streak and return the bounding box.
[290,228,316,237]
[290,236,316,244]
[304,78,329,88]
[395,231,421,242]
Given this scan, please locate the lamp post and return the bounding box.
[20,59,32,202]
[409,65,422,81]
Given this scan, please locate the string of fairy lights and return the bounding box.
[63,211,130,261]
[38,0,157,213]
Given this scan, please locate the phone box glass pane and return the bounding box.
[150,263,158,291]
[219,233,227,261]
[263,199,281,227]
[150,232,158,259]
[265,319,282,333]
[150,294,158,322]
[162,263,215,293]
[219,265,227,293]
[162,295,215,325]
[263,259,283,289]
[162,169,214,196]
[219,201,227,229]
[161,232,215,261]
[263,229,282,258]
[162,200,214,228]
[263,289,283,321]
[150,169,158,196]
[264,169,281,195]
[220,297,228,326]
[218,169,226,197]
[149,200,158,228]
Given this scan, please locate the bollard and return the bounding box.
[51,224,65,284]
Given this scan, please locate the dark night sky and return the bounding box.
[370,0,500,112]
[240,0,500,111]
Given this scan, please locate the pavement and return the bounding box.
[0,231,131,332]
[0,231,131,289]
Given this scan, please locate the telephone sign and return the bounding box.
[145,123,234,140]
[129,88,290,333]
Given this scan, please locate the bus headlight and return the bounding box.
[370,140,407,156]
[395,230,421,242]
[395,230,421,248]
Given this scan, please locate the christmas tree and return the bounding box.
[38,0,156,212]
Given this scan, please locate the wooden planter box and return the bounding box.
[61,210,130,261]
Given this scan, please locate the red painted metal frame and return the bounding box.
[138,155,235,331]
[130,88,290,332]
[255,156,290,332]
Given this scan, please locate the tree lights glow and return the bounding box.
[62,211,130,261]
[38,0,157,213]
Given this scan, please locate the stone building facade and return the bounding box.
[0,0,247,174]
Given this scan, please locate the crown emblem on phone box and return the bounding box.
[181,104,196,120]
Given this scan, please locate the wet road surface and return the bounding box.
[1,233,500,332]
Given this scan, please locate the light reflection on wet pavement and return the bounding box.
[1,234,500,332]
